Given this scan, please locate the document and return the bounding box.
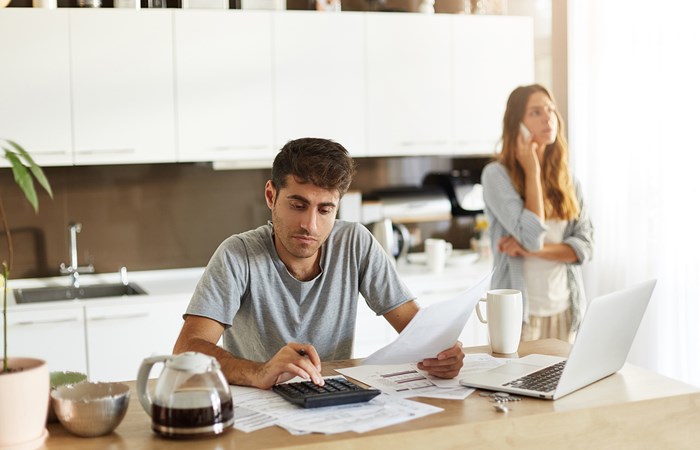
[229,376,443,435]
[337,354,505,399]
[363,271,492,365]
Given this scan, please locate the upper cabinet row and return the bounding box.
[0,9,533,167]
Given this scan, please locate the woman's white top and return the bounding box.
[523,219,571,316]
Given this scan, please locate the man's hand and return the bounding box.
[255,343,324,390]
[417,341,465,379]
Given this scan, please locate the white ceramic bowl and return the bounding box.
[51,382,130,437]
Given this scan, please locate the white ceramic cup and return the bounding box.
[424,238,452,273]
[32,0,57,8]
[476,289,523,354]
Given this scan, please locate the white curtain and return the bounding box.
[568,0,700,386]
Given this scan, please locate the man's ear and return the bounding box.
[264,180,276,209]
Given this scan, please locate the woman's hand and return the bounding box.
[516,130,540,176]
[498,236,529,257]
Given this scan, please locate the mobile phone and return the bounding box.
[519,123,532,141]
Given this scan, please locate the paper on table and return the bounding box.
[229,377,443,435]
[337,364,474,399]
[363,270,492,365]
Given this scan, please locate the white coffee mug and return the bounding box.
[424,238,452,273]
[33,0,57,8]
[476,289,523,354]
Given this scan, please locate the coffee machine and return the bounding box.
[422,170,484,217]
[366,186,452,263]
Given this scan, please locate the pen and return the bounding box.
[298,349,306,357]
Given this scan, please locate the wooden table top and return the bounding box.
[42,339,700,449]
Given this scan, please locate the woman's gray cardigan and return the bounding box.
[481,162,594,333]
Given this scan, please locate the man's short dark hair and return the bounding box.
[271,138,357,197]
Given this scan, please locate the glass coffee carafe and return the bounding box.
[137,352,234,438]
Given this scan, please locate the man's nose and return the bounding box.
[300,210,318,233]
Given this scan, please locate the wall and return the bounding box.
[0,155,480,279]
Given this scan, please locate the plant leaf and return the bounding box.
[6,140,53,198]
[4,150,38,213]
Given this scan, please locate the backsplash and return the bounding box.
[0,156,487,279]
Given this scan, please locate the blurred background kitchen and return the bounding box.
[1,0,698,388]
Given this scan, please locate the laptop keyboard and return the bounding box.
[503,360,567,393]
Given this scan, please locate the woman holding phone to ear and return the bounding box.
[481,84,594,343]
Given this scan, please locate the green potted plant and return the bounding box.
[0,139,54,449]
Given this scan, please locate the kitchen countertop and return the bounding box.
[5,254,493,311]
[5,267,205,310]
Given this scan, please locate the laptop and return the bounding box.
[459,279,657,400]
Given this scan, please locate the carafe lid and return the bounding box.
[167,352,218,373]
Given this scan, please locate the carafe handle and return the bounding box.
[137,355,170,417]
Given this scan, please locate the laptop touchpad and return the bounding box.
[492,362,541,376]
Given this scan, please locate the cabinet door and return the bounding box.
[353,296,396,359]
[175,10,274,163]
[453,16,534,155]
[273,11,366,157]
[70,9,176,165]
[2,306,87,373]
[85,298,188,382]
[366,13,452,157]
[0,10,73,166]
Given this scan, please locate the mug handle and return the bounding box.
[475,297,488,324]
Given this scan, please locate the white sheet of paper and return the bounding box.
[230,376,443,435]
[363,271,492,365]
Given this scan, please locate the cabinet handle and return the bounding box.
[15,318,79,326]
[89,313,149,322]
[208,145,268,152]
[28,149,71,156]
[419,287,470,296]
[399,140,449,147]
[75,148,136,155]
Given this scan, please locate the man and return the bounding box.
[174,138,465,389]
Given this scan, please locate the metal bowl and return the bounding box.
[48,371,88,423]
[51,382,130,437]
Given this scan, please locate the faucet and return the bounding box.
[59,222,95,288]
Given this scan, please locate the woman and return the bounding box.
[481,84,594,343]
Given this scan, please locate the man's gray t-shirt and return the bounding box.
[185,220,414,362]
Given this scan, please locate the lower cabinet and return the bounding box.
[2,305,87,374]
[3,296,190,381]
[353,298,396,359]
[85,297,190,382]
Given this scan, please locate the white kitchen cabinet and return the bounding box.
[174,10,275,163]
[366,13,452,157]
[69,9,176,165]
[452,15,534,156]
[0,9,73,166]
[352,297,396,359]
[1,305,87,374]
[273,12,367,157]
[84,297,189,382]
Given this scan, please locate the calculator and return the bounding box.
[273,377,381,408]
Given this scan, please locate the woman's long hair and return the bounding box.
[498,84,580,220]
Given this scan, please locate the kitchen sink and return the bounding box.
[13,283,147,304]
